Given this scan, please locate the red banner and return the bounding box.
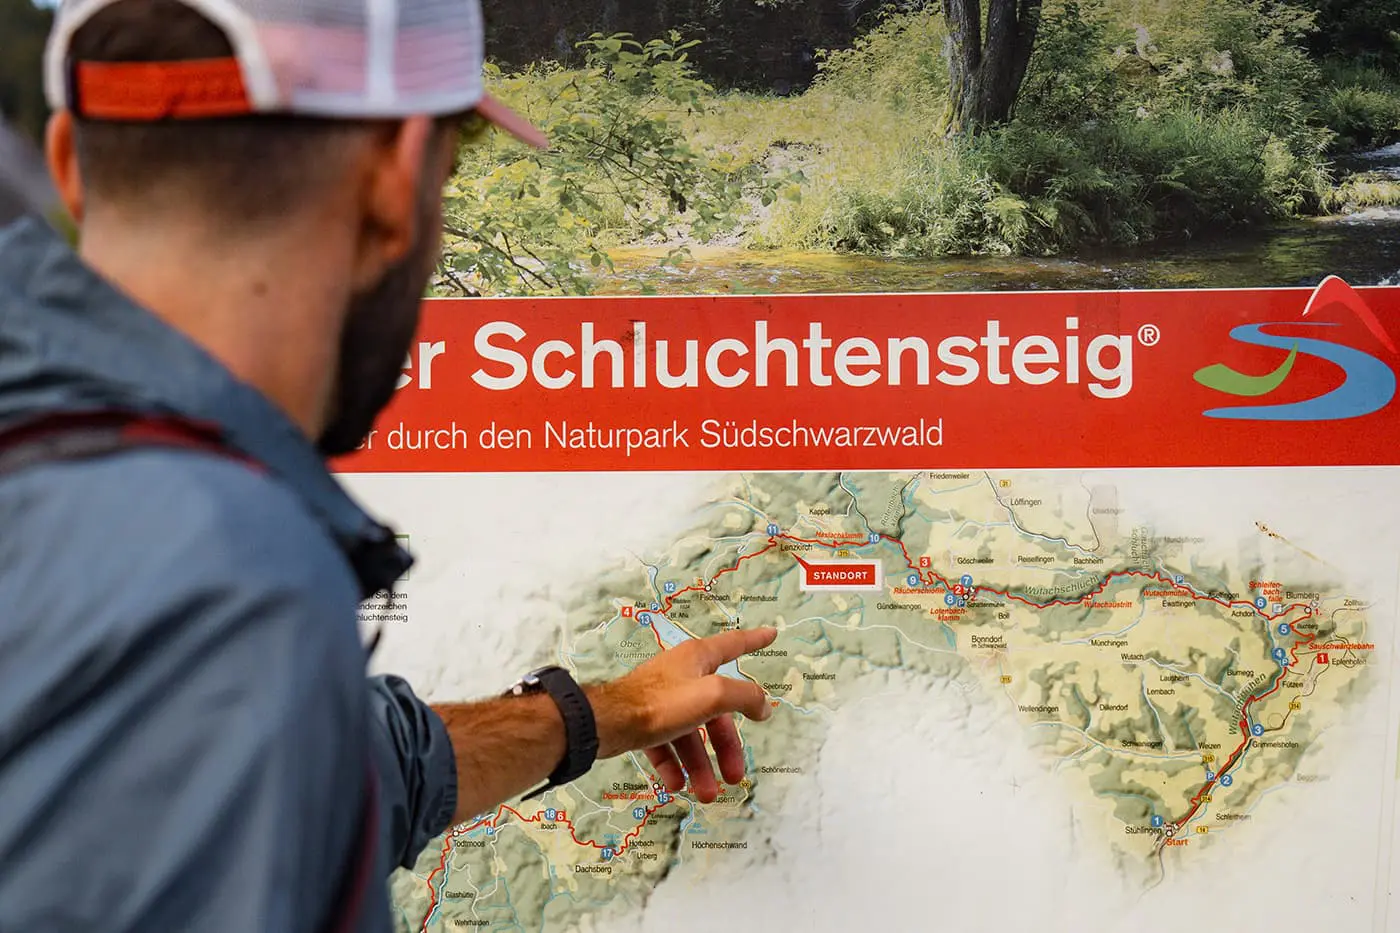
[334,278,1400,472]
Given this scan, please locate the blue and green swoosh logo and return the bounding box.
[1195,276,1398,422]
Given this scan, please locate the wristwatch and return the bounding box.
[505,666,599,799]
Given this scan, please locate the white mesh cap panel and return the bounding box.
[245,0,377,107]
[392,0,483,99]
[44,0,487,117]
[241,0,485,115]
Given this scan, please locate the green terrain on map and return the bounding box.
[391,470,1373,932]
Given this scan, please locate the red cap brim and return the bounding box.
[475,93,548,150]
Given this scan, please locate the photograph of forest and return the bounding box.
[3,0,1399,294]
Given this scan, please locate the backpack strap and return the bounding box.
[325,764,381,933]
[0,410,413,603]
[0,408,382,932]
[0,409,260,477]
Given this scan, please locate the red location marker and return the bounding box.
[794,554,882,592]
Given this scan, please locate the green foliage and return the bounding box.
[48,207,78,248]
[477,0,883,94]
[1318,85,1400,150]
[438,32,794,296]
[727,0,1368,259]
[813,7,949,118]
[436,0,1398,287]
[1015,1,1132,128]
[2,0,1382,277]
[1131,0,1320,111]
[809,145,998,255]
[786,106,1330,259]
[1300,0,1400,72]
[1315,61,1400,150]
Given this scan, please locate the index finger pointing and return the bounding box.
[693,627,778,673]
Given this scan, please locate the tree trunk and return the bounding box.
[942,0,1043,136]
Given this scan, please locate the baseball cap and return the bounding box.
[41,0,548,148]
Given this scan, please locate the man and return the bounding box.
[0,0,777,930]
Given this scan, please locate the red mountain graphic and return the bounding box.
[1302,275,1397,355]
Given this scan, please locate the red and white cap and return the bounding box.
[42,0,547,148]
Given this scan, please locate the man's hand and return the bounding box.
[588,627,778,803]
[433,627,778,823]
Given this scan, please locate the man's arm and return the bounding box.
[365,674,459,869]
[433,627,778,824]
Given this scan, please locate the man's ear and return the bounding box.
[46,110,85,226]
[350,115,437,292]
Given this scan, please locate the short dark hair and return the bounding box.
[68,0,461,225]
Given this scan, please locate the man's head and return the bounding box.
[41,0,544,455]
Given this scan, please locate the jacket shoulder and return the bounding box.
[0,448,363,640]
[0,448,384,931]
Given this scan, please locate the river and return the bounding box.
[603,146,1400,295]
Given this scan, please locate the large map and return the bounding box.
[368,469,1384,932]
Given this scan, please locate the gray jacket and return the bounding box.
[0,217,457,931]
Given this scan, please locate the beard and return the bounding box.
[317,180,442,458]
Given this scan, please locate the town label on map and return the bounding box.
[394,470,1374,932]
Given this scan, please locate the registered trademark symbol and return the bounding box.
[1138,324,1162,346]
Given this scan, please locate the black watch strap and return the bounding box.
[506,666,599,799]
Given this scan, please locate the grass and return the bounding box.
[685,86,939,252]
[678,91,1337,258]
[1328,174,1400,212]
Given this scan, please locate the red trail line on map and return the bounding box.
[423,520,1322,916]
[420,800,666,931]
[1168,631,1324,834]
